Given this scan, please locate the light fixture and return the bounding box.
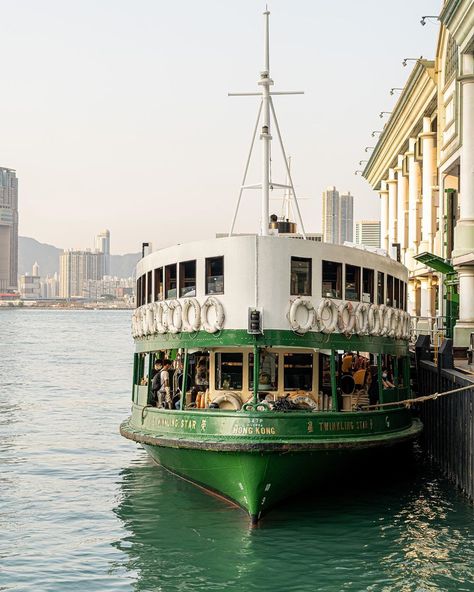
[390,88,403,95]
[364,146,375,152]
[371,131,382,137]
[359,159,368,165]
[420,15,438,26]
[379,111,392,118]
[354,170,363,176]
[402,56,423,67]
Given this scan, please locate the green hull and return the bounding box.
[120,407,422,523]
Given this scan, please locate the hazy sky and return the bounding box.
[1,0,441,254]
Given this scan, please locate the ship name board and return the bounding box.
[319,419,374,432]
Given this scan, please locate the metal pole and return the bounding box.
[330,350,337,411]
[378,354,384,404]
[269,97,307,238]
[228,101,263,236]
[253,343,260,405]
[179,350,189,410]
[260,10,271,236]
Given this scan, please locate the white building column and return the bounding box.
[419,277,433,318]
[396,155,408,262]
[387,167,398,257]
[420,117,436,253]
[407,280,417,317]
[379,180,389,252]
[407,138,421,262]
[454,53,474,346]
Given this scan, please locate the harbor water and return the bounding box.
[2,309,474,592]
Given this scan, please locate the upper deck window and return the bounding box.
[362,268,374,303]
[206,257,224,295]
[179,260,196,297]
[147,271,152,304]
[165,264,177,299]
[290,257,312,296]
[345,265,361,300]
[154,268,163,301]
[322,261,342,299]
[215,352,242,390]
[386,275,394,306]
[377,272,384,305]
[394,278,400,308]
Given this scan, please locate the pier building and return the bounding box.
[363,0,474,347]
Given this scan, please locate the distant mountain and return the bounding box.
[18,236,141,278]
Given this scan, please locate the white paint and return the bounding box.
[396,155,408,253]
[407,138,421,252]
[421,117,436,252]
[387,168,398,253]
[379,181,389,252]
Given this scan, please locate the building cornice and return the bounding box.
[363,60,436,189]
[440,0,474,51]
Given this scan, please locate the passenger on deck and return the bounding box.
[382,366,395,389]
[151,360,163,404]
[157,359,172,408]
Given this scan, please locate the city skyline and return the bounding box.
[0,0,440,253]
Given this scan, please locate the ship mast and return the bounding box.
[228,10,307,239]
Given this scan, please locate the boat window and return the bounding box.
[322,260,342,299]
[206,256,224,295]
[215,352,242,390]
[165,264,177,299]
[386,275,394,306]
[249,351,278,391]
[403,282,407,310]
[377,272,384,305]
[136,277,142,307]
[290,257,312,296]
[362,268,374,303]
[179,260,196,297]
[345,265,361,300]
[154,268,163,301]
[147,271,152,304]
[284,353,313,390]
[394,278,400,308]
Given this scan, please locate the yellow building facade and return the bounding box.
[364,0,474,346]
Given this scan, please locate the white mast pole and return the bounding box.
[260,10,272,236]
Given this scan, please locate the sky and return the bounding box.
[0,0,442,254]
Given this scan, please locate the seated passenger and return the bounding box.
[341,353,353,375]
[382,366,395,389]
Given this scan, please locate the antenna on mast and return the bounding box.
[228,10,307,239]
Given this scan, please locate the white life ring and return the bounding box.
[131,311,138,338]
[155,302,168,334]
[367,304,381,336]
[337,301,356,335]
[317,299,338,334]
[201,296,225,333]
[212,392,242,410]
[378,304,389,337]
[151,301,161,333]
[140,305,148,336]
[394,309,404,339]
[167,299,182,334]
[388,308,399,338]
[143,303,153,335]
[182,298,201,333]
[291,395,318,410]
[403,311,411,340]
[355,303,369,335]
[289,297,316,334]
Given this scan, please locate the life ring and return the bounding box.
[378,304,389,337]
[155,301,168,334]
[151,301,161,333]
[289,297,316,333]
[337,301,356,335]
[388,308,399,338]
[291,395,318,410]
[317,299,338,334]
[394,310,404,339]
[201,296,225,333]
[167,299,182,334]
[212,392,242,410]
[403,311,412,340]
[355,303,369,335]
[145,303,155,335]
[131,311,139,338]
[140,305,149,336]
[182,298,201,332]
[368,304,381,336]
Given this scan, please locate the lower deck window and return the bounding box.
[215,353,243,390]
[284,353,313,390]
[249,351,278,391]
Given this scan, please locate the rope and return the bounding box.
[365,383,474,410]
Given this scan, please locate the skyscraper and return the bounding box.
[322,186,340,244]
[340,192,354,243]
[95,229,111,276]
[59,250,105,298]
[0,167,18,291]
[355,220,381,248]
[322,186,354,244]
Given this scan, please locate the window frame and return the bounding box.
[345,264,361,301]
[290,256,312,296]
[179,259,197,298]
[362,268,374,303]
[322,260,343,299]
[205,256,224,295]
[165,263,177,299]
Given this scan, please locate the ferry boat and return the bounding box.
[120,11,422,524]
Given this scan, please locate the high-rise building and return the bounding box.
[322,186,340,244]
[355,220,381,248]
[322,186,354,244]
[340,192,354,243]
[59,250,105,298]
[0,167,18,291]
[95,229,111,276]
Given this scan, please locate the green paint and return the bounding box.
[253,343,259,405]
[179,350,189,410]
[330,350,338,411]
[377,354,383,404]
